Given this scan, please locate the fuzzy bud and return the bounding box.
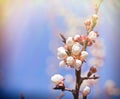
[84,19,91,26]
[74,34,80,41]
[87,66,97,77]
[66,37,74,47]
[83,86,91,96]
[81,51,88,60]
[57,47,67,59]
[66,56,74,66]
[75,59,82,71]
[51,74,64,85]
[90,66,97,73]
[72,43,81,55]
[88,31,97,40]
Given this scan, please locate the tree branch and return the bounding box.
[82,76,99,81]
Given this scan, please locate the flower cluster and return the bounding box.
[57,36,88,71]
[50,9,102,98]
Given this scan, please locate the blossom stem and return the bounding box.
[73,69,82,99]
[82,76,99,80]
[83,96,87,99]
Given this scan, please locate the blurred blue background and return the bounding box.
[0,0,120,99]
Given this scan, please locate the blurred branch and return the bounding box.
[95,0,103,14]
[20,93,25,99]
[83,96,87,99]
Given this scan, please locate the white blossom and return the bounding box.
[59,60,66,67]
[83,86,91,96]
[75,59,82,71]
[57,47,67,59]
[74,34,80,41]
[51,74,64,85]
[66,56,74,66]
[84,19,91,26]
[81,51,88,60]
[88,31,97,40]
[72,43,81,55]
[66,37,74,47]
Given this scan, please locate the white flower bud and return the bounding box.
[74,34,80,41]
[51,74,64,85]
[88,31,97,40]
[57,47,67,59]
[66,56,74,66]
[75,59,82,71]
[72,43,81,55]
[83,86,91,96]
[66,37,74,47]
[59,60,66,67]
[84,19,91,26]
[81,51,88,60]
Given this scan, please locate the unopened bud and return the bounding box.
[57,47,67,59]
[90,66,97,73]
[88,31,97,40]
[51,74,64,85]
[66,56,74,66]
[81,51,88,60]
[72,43,81,55]
[83,86,91,96]
[66,37,74,47]
[84,19,91,26]
[75,59,82,71]
[74,34,80,41]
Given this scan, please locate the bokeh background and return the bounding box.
[0,0,120,99]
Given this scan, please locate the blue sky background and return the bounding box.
[0,0,120,99]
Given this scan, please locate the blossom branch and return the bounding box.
[82,75,99,81]
[53,86,74,93]
[95,0,103,14]
[83,96,87,99]
[51,1,103,99]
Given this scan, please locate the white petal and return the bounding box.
[57,47,67,59]
[51,74,64,85]
[88,31,97,40]
[83,86,91,96]
[72,43,81,55]
[66,37,74,47]
[66,56,74,66]
[75,59,82,71]
[81,51,88,60]
[74,34,80,41]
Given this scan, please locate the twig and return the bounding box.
[73,69,81,99]
[82,76,99,81]
[83,96,87,99]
